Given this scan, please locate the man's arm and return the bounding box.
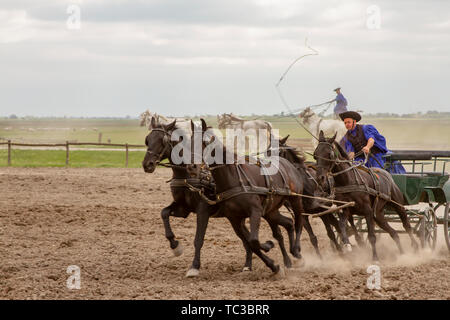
[362,138,375,154]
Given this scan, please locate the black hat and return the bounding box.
[339,111,361,122]
[334,87,341,92]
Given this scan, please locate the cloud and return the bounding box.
[0,0,449,117]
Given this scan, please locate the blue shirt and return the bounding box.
[342,124,406,174]
[334,93,348,114]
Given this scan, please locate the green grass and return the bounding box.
[1,117,449,167]
[0,149,146,168]
[0,119,149,145]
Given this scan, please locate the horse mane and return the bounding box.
[229,114,244,122]
[284,146,306,165]
[333,141,349,160]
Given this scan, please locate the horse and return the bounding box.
[217,113,272,132]
[298,107,346,149]
[140,109,192,133]
[186,119,309,275]
[217,113,273,152]
[141,117,274,277]
[273,135,347,254]
[313,130,419,262]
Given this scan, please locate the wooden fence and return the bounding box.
[0,140,146,167]
[0,138,313,167]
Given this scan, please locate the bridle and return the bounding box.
[145,128,174,166]
[313,141,368,177]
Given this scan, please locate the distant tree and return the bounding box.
[9,114,18,119]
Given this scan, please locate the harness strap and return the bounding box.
[334,184,391,202]
[216,185,293,203]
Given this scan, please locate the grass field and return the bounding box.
[1,116,449,167]
[0,149,147,168]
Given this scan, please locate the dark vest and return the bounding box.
[346,124,382,154]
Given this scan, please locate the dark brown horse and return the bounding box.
[142,117,274,277]
[186,119,309,275]
[313,130,419,261]
[274,135,346,254]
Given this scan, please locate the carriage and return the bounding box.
[352,150,450,251]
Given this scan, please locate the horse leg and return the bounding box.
[320,214,343,253]
[265,212,292,268]
[161,202,190,256]
[249,208,281,273]
[273,210,295,257]
[394,204,419,251]
[229,215,279,274]
[288,197,304,261]
[302,215,322,259]
[364,208,380,262]
[337,208,352,252]
[373,203,404,254]
[186,204,210,278]
[348,214,364,247]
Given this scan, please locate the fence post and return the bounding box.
[7,140,11,166]
[125,143,129,167]
[66,141,69,166]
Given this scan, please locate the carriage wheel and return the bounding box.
[444,203,450,252]
[419,206,438,250]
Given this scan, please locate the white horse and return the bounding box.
[140,110,192,134]
[298,107,347,149]
[217,113,274,153]
[217,113,273,132]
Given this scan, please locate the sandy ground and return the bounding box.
[0,167,449,300]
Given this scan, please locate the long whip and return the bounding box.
[275,38,320,141]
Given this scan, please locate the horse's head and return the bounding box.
[217,114,229,129]
[313,130,337,188]
[299,107,314,122]
[139,110,151,127]
[142,117,177,173]
[274,134,289,157]
[265,134,288,156]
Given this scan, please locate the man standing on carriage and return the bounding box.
[332,87,348,118]
[339,110,406,174]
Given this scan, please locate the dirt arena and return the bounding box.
[1,167,449,300]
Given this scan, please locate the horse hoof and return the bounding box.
[186,268,200,278]
[172,243,184,257]
[261,240,275,252]
[344,244,352,253]
[271,266,286,280]
[242,266,252,272]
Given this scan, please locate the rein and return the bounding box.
[314,141,415,213]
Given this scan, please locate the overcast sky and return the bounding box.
[0,0,449,117]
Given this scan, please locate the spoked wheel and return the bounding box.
[419,206,438,250]
[444,203,450,252]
